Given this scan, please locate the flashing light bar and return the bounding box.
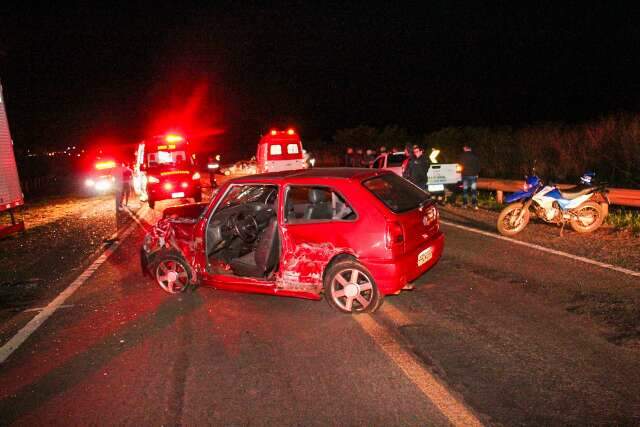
[95,160,116,170]
[160,170,190,176]
[269,129,296,136]
[165,134,184,143]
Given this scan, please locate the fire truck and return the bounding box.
[134,134,202,209]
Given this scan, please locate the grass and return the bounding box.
[606,208,640,234]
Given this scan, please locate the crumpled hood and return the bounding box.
[162,202,209,221]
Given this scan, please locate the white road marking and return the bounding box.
[0,207,149,364]
[380,302,413,327]
[441,220,640,278]
[125,204,150,228]
[23,304,74,313]
[354,314,484,427]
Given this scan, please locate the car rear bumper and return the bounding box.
[147,183,201,201]
[361,231,444,295]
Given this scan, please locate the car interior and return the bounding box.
[206,185,280,278]
[205,184,356,279]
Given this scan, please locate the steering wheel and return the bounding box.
[231,212,259,242]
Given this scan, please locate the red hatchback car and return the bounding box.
[141,168,444,313]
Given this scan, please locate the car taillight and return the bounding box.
[148,175,160,184]
[455,163,463,173]
[385,221,404,249]
[192,172,201,180]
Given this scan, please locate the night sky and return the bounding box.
[1,2,640,157]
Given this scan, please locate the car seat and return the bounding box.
[229,217,279,277]
[304,189,333,220]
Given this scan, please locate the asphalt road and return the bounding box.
[1,197,639,425]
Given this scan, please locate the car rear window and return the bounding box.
[362,173,429,213]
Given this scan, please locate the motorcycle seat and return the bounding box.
[559,185,594,200]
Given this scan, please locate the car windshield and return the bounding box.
[218,184,277,211]
[147,150,191,167]
[386,153,406,167]
[362,173,429,213]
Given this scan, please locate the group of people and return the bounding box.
[343,146,394,168]
[343,143,481,209]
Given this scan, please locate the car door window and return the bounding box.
[372,157,383,168]
[285,186,356,223]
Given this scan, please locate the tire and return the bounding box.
[570,201,604,233]
[324,260,382,314]
[497,203,530,236]
[153,256,191,294]
[148,199,155,209]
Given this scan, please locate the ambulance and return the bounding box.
[256,129,306,173]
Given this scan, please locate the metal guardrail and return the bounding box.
[477,178,640,208]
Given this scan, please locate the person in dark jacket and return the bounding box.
[406,145,429,190]
[344,147,355,167]
[459,144,481,209]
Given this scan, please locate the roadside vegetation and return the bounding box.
[309,113,640,188]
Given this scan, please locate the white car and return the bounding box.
[370,152,461,193]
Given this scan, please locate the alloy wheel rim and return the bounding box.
[331,268,374,312]
[156,260,188,293]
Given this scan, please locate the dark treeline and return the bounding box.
[306,114,640,188]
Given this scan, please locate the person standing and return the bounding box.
[459,144,481,209]
[121,162,133,207]
[344,147,355,167]
[401,143,413,178]
[406,145,429,190]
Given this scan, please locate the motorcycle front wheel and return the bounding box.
[570,201,604,233]
[497,203,530,236]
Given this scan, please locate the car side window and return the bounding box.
[285,186,356,223]
[372,157,383,168]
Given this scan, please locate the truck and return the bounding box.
[133,133,202,209]
[0,81,25,238]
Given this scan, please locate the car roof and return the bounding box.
[230,167,391,184]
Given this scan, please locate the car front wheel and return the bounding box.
[324,260,382,314]
[154,256,191,294]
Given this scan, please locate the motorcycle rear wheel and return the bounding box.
[570,201,603,233]
[497,203,530,236]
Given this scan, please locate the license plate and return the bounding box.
[171,192,185,198]
[417,247,433,266]
[428,184,444,192]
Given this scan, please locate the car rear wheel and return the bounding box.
[154,256,190,294]
[324,260,382,314]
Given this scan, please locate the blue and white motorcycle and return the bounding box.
[497,173,609,236]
